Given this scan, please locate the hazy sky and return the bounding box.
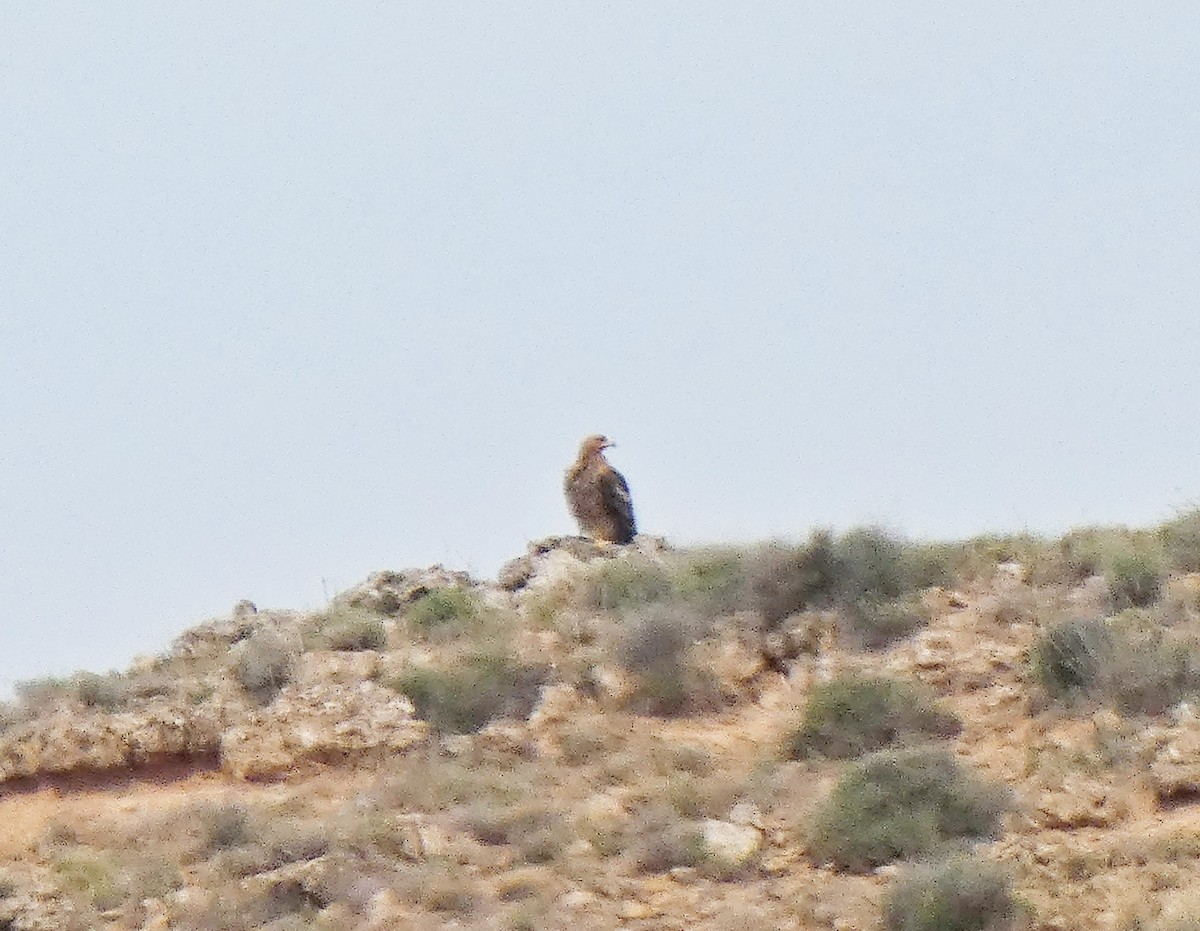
[3,4,1200,693]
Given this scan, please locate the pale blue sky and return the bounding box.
[3,4,1200,693]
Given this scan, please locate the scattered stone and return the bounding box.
[560,889,598,910]
[620,900,656,919]
[702,818,762,868]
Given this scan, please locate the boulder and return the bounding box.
[336,566,479,616]
[220,680,428,780]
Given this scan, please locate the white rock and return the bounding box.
[702,819,762,867]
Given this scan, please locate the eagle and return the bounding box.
[564,434,637,544]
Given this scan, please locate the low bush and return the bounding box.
[232,631,297,704]
[404,586,479,633]
[614,608,723,716]
[1108,629,1200,716]
[842,596,930,650]
[463,803,570,864]
[386,652,546,734]
[809,747,1010,872]
[749,529,940,642]
[837,527,920,601]
[1032,616,1200,715]
[1031,617,1114,701]
[669,549,750,616]
[202,804,252,852]
[1161,508,1200,573]
[304,606,387,651]
[398,861,479,915]
[627,807,707,873]
[586,558,673,611]
[943,533,1051,583]
[1107,546,1167,610]
[71,672,130,711]
[788,676,960,761]
[54,851,124,911]
[1028,526,1167,606]
[749,532,843,626]
[882,855,1020,931]
[14,672,130,714]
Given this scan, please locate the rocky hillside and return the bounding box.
[5,519,1200,930]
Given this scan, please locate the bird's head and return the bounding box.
[579,434,614,458]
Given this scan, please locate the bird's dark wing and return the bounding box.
[602,467,637,542]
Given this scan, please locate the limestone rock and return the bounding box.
[702,818,762,868]
[1150,719,1200,799]
[528,683,582,733]
[0,866,83,931]
[168,608,302,662]
[499,534,670,592]
[887,626,1025,691]
[0,699,228,782]
[499,536,610,591]
[220,680,428,780]
[1033,773,1129,829]
[336,566,479,616]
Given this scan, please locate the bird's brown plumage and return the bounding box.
[564,434,637,544]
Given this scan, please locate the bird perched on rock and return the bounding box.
[564,434,637,544]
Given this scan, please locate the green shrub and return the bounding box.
[1031,617,1113,700]
[836,527,917,601]
[627,808,707,873]
[1029,527,1166,605]
[233,631,297,704]
[1162,509,1200,573]
[386,652,545,734]
[788,676,960,761]
[304,606,387,651]
[15,671,131,713]
[1025,529,1110,587]
[54,852,124,911]
[946,533,1051,583]
[202,804,252,852]
[883,855,1020,931]
[670,549,749,616]
[809,748,1010,872]
[1107,547,1167,609]
[749,529,938,637]
[587,558,673,612]
[1033,617,1200,714]
[1103,624,1200,716]
[71,672,129,711]
[405,587,479,632]
[904,543,958,590]
[15,676,74,714]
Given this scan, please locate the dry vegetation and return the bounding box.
[5,516,1200,928]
